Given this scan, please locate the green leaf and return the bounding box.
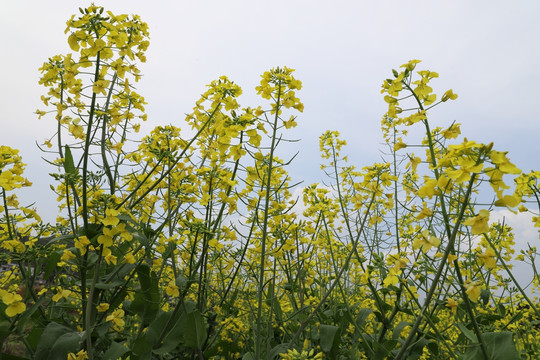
[184,309,207,350]
[130,264,160,326]
[95,279,125,290]
[16,296,47,333]
[457,322,477,343]
[463,332,520,360]
[175,274,188,291]
[34,322,81,360]
[268,343,289,359]
[0,352,29,360]
[0,321,10,345]
[25,326,45,352]
[392,321,413,340]
[137,264,152,290]
[153,310,188,354]
[356,308,373,328]
[273,298,283,322]
[43,251,61,279]
[319,324,339,353]
[103,341,129,360]
[145,312,169,347]
[63,145,77,176]
[480,289,490,305]
[373,339,398,359]
[359,333,375,358]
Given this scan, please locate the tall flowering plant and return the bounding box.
[0,5,539,360]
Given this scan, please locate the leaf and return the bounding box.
[153,308,190,354]
[130,264,160,326]
[457,322,477,343]
[359,333,375,358]
[273,298,283,322]
[0,321,10,345]
[184,309,207,350]
[319,324,339,353]
[34,322,81,360]
[463,332,520,360]
[480,289,490,305]
[94,279,125,290]
[43,251,61,279]
[373,339,398,359]
[142,311,169,347]
[392,321,413,340]
[103,341,129,360]
[356,308,374,328]
[0,352,29,360]
[63,145,77,176]
[137,264,152,290]
[16,296,47,333]
[25,326,45,352]
[268,343,290,359]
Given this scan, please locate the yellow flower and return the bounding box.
[67,33,80,51]
[254,106,264,116]
[417,178,438,199]
[68,123,85,139]
[494,194,521,208]
[383,267,401,287]
[67,350,88,360]
[465,282,481,302]
[103,247,117,265]
[413,229,440,252]
[283,116,297,129]
[122,252,136,264]
[441,123,461,139]
[0,170,25,191]
[92,79,110,95]
[406,155,422,172]
[98,227,116,247]
[6,301,26,317]
[463,209,490,235]
[416,203,433,219]
[1,292,22,306]
[52,289,72,302]
[437,175,453,193]
[208,238,224,250]
[400,59,421,71]
[165,281,179,297]
[106,309,125,331]
[446,158,483,184]
[75,236,90,255]
[478,247,497,269]
[101,208,120,227]
[441,89,458,102]
[96,303,110,312]
[110,142,124,154]
[393,138,407,151]
[446,298,458,314]
[490,151,521,175]
[447,253,458,265]
[1,292,26,317]
[61,249,76,261]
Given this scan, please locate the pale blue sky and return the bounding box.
[1,0,539,259]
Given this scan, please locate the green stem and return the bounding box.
[255,82,283,360]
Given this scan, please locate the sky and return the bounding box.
[1,1,539,269]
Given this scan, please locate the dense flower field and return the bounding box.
[1,5,539,360]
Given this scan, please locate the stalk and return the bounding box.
[255,82,282,360]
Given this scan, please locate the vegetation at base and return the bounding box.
[1,5,539,360]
